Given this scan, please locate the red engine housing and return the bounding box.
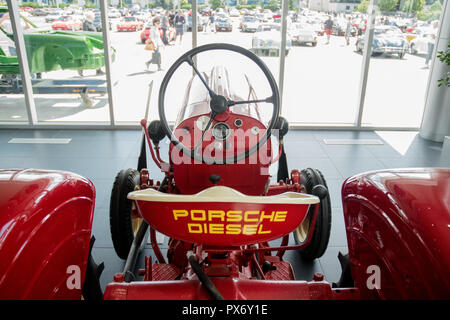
[0,169,95,299]
[170,111,272,196]
[342,168,450,299]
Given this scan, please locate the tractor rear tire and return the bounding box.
[110,168,141,259]
[293,168,331,261]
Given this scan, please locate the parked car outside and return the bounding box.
[30,9,49,17]
[356,26,409,59]
[240,15,259,32]
[45,11,63,24]
[406,26,431,43]
[215,17,232,32]
[51,16,82,31]
[290,23,318,47]
[116,16,143,32]
[251,23,292,57]
[410,28,437,54]
[187,15,204,32]
[229,9,240,17]
[108,9,121,19]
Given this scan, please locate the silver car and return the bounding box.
[241,16,259,33]
[410,28,436,55]
[251,23,292,57]
[289,23,318,47]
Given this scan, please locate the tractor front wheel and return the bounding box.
[110,168,142,259]
[293,168,331,261]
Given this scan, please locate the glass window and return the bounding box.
[111,7,193,123]
[0,7,29,123]
[282,10,362,124]
[361,3,442,127]
[11,5,112,123]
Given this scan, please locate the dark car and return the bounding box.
[31,9,49,16]
[355,26,409,59]
[200,8,210,16]
[187,15,204,31]
[93,13,112,31]
[215,18,232,32]
[45,11,62,23]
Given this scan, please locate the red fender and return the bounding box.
[0,169,95,299]
[342,168,450,299]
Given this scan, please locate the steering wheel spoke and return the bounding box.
[227,95,275,107]
[192,111,217,154]
[185,56,217,98]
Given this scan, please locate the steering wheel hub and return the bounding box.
[210,95,229,115]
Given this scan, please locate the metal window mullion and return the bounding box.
[278,0,289,115]
[192,0,198,73]
[355,0,378,127]
[192,0,198,49]
[6,0,37,124]
[100,0,115,125]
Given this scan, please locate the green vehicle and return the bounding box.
[0,7,115,76]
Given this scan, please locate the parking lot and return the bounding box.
[1,14,432,127]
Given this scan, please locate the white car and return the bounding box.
[255,13,266,23]
[289,23,318,47]
[410,28,437,54]
[251,24,292,57]
[108,9,121,19]
[216,13,229,20]
[229,9,240,17]
[241,16,259,33]
[134,12,149,23]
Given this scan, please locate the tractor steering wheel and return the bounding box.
[158,43,280,164]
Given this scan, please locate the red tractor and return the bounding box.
[0,44,449,300]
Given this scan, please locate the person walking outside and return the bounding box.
[145,17,163,71]
[169,10,175,27]
[425,21,439,68]
[174,10,186,44]
[161,10,169,45]
[209,12,216,34]
[345,16,352,46]
[324,16,333,44]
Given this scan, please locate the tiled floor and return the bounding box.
[0,128,448,291]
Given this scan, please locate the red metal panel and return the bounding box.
[342,168,450,299]
[135,200,310,246]
[0,169,95,299]
[265,261,295,281]
[104,278,360,300]
[152,264,181,281]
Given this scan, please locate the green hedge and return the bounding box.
[235,5,257,10]
[19,2,43,8]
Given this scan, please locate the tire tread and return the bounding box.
[109,168,140,259]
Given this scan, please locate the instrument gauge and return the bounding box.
[196,116,211,131]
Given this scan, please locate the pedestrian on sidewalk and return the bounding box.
[324,16,333,44]
[145,17,164,72]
